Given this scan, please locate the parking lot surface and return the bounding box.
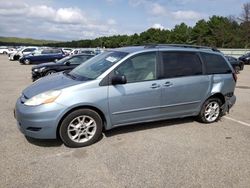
[0,55,250,188]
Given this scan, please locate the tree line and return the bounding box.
[1,3,250,48]
[47,3,250,49]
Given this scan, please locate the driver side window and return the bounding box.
[68,57,81,65]
[115,52,157,83]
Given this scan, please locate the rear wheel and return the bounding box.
[24,59,30,65]
[198,98,222,123]
[59,109,103,147]
[240,63,244,70]
[235,66,240,74]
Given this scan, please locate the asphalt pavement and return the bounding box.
[0,55,250,188]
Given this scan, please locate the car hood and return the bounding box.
[23,73,82,98]
[32,62,57,69]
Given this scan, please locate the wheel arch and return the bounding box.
[207,93,225,105]
[56,105,107,138]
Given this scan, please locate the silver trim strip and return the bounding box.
[112,100,200,115]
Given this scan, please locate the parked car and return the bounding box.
[62,48,73,55]
[9,47,38,61]
[225,55,244,73]
[239,52,250,64]
[70,48,104,55]
[8,47,23,59]
[70,49,82,55]
[31,54,95,81]
[14,44,236,147]
[19,49,66,65]
[0,46,9,54]
[79,49,96,55]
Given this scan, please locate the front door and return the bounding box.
[108,52,162,126]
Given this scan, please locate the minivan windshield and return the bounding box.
[69,51,128,80]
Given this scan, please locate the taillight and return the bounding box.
[232,72,237,82]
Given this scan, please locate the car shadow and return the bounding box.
[25,134,104,148]
[25,117,195,147]
[104,117,195,137]
[25,136,63,147]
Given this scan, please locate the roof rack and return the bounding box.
[144,44,220,52]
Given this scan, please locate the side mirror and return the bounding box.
[65,61,70,66]
[111,75,127,85]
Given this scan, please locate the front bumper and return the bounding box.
[32,71,43,81]
[14,97,66,139]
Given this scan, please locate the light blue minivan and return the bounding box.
[15,45,236,147]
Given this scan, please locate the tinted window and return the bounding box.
[201,53,231,74]
[23,48,35,52]
[68,57,82,64]
[161,52,202,78]
[79,55,93,62]
[52,49,62,54]
[68,56,91,65]
[115,52,156,83]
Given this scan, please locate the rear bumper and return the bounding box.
[222,95,236,115]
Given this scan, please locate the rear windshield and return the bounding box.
[201,53,232,74]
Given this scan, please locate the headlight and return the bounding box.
[24,90,61,106]
[33,68,39,72]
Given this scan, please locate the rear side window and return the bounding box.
[161,52,202,78]
[201,53,231,74]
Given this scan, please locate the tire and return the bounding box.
[45,70,56,76]
[14,55,19,61]
[59,109,103,148]
[198,98,222,123]
[235,66,240,74]
[240,63,244,70]
[24,59,30,65]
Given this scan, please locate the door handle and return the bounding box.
[150,83,161,89]
[164,82,173,87]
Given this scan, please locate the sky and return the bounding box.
[0,0,249,41]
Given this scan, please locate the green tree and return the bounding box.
[169,23,192,44]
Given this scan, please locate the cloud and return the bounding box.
[150,3,167,16]
[152,23,165,30]
[0,1,123,40]
[171,10,204,20]
[107,19,117,25]
[129,1,204,21]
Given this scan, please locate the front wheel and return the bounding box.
[59,109,103,147]
[198,98,222,123]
